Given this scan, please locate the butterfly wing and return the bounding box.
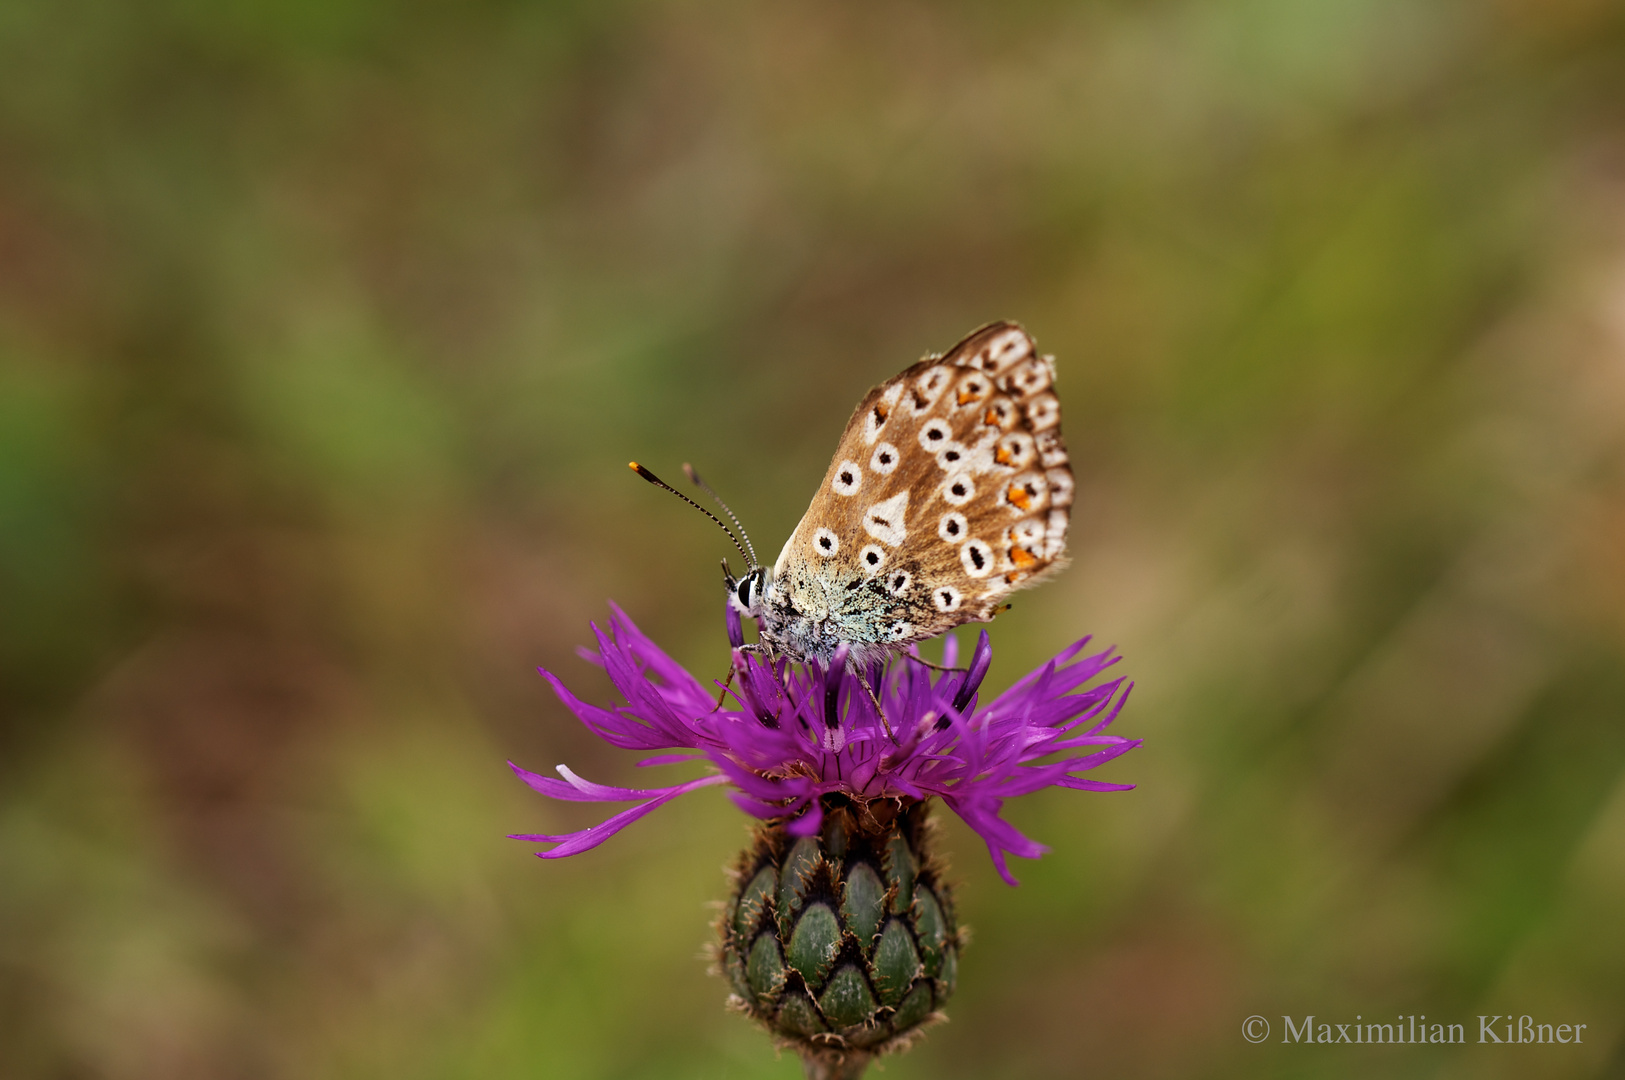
[769,322,1072,654]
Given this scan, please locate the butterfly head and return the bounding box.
[726,563,771,618]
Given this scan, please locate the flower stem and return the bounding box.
[802,1052,869,1080]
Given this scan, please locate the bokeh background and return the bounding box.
[4,2,1625,1078]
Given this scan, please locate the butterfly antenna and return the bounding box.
[629,462,753,568]
[682,463,758,568]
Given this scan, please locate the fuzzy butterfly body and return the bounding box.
[730,322,1072,665]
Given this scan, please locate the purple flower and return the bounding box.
[510,604,1139,885]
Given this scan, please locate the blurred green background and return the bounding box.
[3,1,1625,1077]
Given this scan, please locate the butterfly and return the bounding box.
[633,321,1072,667]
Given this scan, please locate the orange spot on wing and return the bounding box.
[994,445,1013,465]
[983,407,1001,426]
[1010,546,1038,568]
[1006,484,1031,511]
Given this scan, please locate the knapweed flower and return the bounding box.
[511,604,1137,1074]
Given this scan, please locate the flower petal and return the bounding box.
[512,773,729,858]
[512,604,1139,882]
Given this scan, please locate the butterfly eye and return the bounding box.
[736,570,761,610]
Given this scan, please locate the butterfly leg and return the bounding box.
[710,665,737,712]
[905,654,967,675]
[854,666,895,739]
[711,642,763,711]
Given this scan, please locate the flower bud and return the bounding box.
[718,798,960,1074]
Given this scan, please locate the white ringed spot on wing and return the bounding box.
[1035,429,1067,468]
[1002,471,1048,513]
[941,473,975,507]
[831,460,863,496]
[889,621,914,639]
[960,538,995,578]
[1009,519,1045,548]
[1009,356,1052,396]
[910,366,952,413]
[938,511,967,542]
[1025,393,1060,431]
[886,570,912,596]
[933,585,963,613]
[870,442,899,475]
[918,418,952,449]
[1045,509,1069,558]
[935,441,967,471]
[994,432,1035,469]
[864,384,906,444]
[813,528,840,557]
[863,491,909,547]
[859,544,886,576]
[863,405,887,444]
[1045,467,1074,507]
[981,397,1017,431]
[953,372,993,409]
[985,329,1031,372]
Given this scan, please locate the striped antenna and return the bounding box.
[682,463,759,568]
[629,462,754,569]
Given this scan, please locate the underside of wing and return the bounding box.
[777,322,1073,648]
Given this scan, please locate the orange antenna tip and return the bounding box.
[627,460,753,567]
